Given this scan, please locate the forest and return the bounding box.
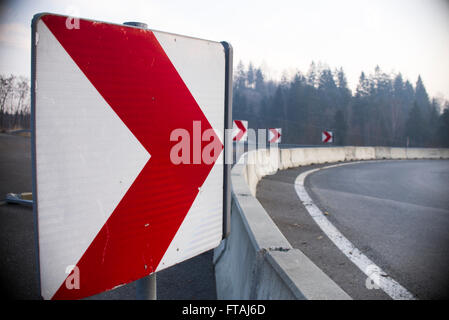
[1,63,449,148]
[232,62,449,147]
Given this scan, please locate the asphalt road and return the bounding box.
[0,133,216,300]
[257,160,449,300]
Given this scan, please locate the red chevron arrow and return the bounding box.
[41,15,222,299]
[233,120,247,141]
[269,128,281,143]
[322,131,332,143]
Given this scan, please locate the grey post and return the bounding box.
[123,20,156,300]
[136,272,157,300]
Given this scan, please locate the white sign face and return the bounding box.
[32,13,231,299]
[322,131,333,143]
[232,120,248,142]
[269,128,282,143]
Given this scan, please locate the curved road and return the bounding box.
[257,160,449,300]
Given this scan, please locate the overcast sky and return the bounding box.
[1,0,448,101]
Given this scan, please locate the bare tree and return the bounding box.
[0,74,31,130]
[0,75,15,128]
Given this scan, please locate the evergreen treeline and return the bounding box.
[2,66,449,149]
[233,62,449,147]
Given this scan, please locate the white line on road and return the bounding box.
[294,161,416,300]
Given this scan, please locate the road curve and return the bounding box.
[257,160,449,300]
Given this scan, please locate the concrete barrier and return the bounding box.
[374,147,391,159]
[354,147,376,160]
[440,149,449,159]
[214,146,449,299]
[390,148,407,159]
[406,148,441,159]
[279,148,293,170]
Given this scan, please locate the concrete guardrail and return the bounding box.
[213,146,449,300]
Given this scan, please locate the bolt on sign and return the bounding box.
[31,13,232,299]
[232,120,248,142]
[268,128,281,144]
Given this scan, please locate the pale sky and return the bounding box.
[1,0,448,100]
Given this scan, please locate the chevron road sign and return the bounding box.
[322,130,333,143]
[269,128,282,143]
[31,13,232,299]
[232,120,248,142]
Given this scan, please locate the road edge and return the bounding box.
[294,161,416,300]
[213,146,449,300]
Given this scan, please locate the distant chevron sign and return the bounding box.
[322,130,333,143]
[232,120,248,142]
[269,128,282,143]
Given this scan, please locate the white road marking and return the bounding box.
[294,161,417,300]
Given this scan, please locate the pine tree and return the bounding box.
[437,106,449,147]
[235,61,246,90]
[406,101,425,146]
[333,109,347,145]
[318,68,338,110]
[414,75,430,114]
[355,72,370,97]
[306,61,317,87]
[427,98,441,145]
[247,62,255,88]
[336,67,351,108]
[255,68,265,93]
